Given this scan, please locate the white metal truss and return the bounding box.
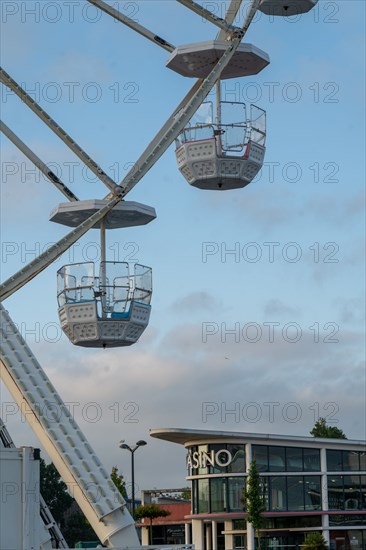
[176,0,237,32]
[0,194,122,300]
[0,67,119,194]
[0,120,79,202]
[0,304,140,548]
[86,0,176,52]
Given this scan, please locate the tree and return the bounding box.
[40,459,99,546]
[63,509,97,547]
[134,503,171,544]
[179,487,191,500]
[110,466,127,498]
[40,459,73,528]
[242,460,266,550]
[302,532,329,550]
[310,418,347,439]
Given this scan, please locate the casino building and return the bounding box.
[150,429,366,550]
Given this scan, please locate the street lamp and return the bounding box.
[119,440,147,518]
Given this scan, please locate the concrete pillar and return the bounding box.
[320,447,330,545]
[247,522,255,550]
[192,519,205,550]
[322,514,330,545]
[212,520,218,550]
[224,519,234,550]
[140,525,149,545]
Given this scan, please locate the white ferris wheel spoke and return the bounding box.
[86,0,176,52]
[0,120,79,202]
[176,0,237,32]
[217,0,245,39]
[0,67,119,195]
[0,195,122,301]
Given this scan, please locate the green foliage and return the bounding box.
[310,418,347,439]
[134,503,171,521]
[242,460,265,550]
[64,511,97,547]
[134,504,171,544]
[180,487,191,500]
[40,459,73,527]
[110,466,127,498]
[40,459,98,546]
[302,532,329,550]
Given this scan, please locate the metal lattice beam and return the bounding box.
[0,195,121,300]
[86,0,176,52]
[176,0,237,32]
[0,120,79,202]
[0,67,119,195]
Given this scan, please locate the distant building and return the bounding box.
[150,428,366,550]
[138,489,191,545]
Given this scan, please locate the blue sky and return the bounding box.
[1,0,365,494]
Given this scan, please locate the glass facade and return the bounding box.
[197,478,209,513]
[193,474,322,513]
[330,530,366,550]
[329,515,366,527]
[327,450,366,472]
[253,475,321,512]
[188,444,245,476]
[193,477,245,514]
[188,440,366,549]
[328,475,366,510]
[252,445,321,472]
[228,477,246,512]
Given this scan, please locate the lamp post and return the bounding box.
[119,439,147,518]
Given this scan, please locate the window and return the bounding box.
[228,444,245,473]
[328,475,344,510]
[210,478,227,512]
[329,515,366,526]
[327,450,366,472]
[360,453,366,471]
[268,447,286,472]
[234,535,247,549]
[228,477,245,512]
[233,519,247,530]
[304,476,321,510]
[303,448,321,472]
[253,445,320,472]
[209,444,229,474]
[343,451,360,471]
[270,477,286,511]
[344,475,361,510]
[192,480,198,514]
[287,476,305,511]
[197,478,209,513]
[198,444,210,475]
[327,450,343,471]
[260,477,269,511]
[286,448,303,472]
[361,476,366,509]
[252,445,268,471]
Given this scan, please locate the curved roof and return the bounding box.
[150,428,366,450]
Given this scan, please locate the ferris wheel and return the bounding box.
[0,1,319,548]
